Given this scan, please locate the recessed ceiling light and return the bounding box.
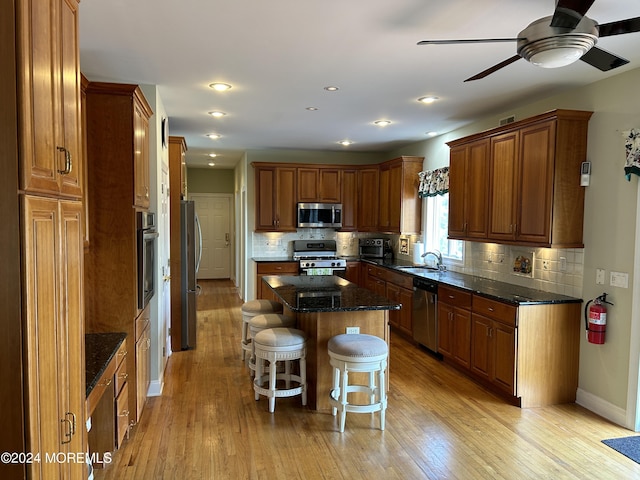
[208,153,217,158]
[426,131,438,137]
[208,111,226,117]
[418,96,439,104]
[206,133,221,139]
[339,140,353,146]
[208,162,216,167]
[324,86,339,92]
[209,82,232,91]
[374,120,391,127]
[306,107,319,111]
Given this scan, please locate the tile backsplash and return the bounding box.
[252,231,584,298]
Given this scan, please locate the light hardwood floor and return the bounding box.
[95,280,640,479]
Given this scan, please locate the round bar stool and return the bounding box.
[240,300,283,362]
[328,334,388,433]
[248,313,296,376]
[253,328,307,413]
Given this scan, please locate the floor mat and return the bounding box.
[602,436,640,464]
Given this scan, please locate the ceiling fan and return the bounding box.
[417,0,640,81]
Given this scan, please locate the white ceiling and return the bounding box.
[79,0,640,169]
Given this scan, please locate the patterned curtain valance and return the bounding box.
[623,128,640,180]
[418,167,449,198]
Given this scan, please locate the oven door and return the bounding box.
[138,228,159,309]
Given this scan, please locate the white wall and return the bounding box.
[388,66,640,428]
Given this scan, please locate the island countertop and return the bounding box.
[261,275,401,313]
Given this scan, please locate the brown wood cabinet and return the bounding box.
[364,264,413,336]
[84,81,153,427]
[344,260,361,285]
[256,262,299,300]
[448,140,489,240]
[340,169,358,231]
[448,109,592,247]
[254,165,297,231]
[4,1,86,478]
[297,167,342,203]
[169,136,187,351]
[377,156,423,234]
[357,167,380,232]
[437,286,472,369]
[135,318,151,422]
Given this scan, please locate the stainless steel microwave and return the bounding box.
[297,203,342,229]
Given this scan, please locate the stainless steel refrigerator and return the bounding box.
[181,200,201,350]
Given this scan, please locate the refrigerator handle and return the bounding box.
[195,212,203,273]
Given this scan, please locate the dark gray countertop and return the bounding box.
[361,258,582,306]
[85,332,126,398]
[262,275,401,313]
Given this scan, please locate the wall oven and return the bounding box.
[137,211,159,310]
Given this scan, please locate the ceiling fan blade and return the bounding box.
[417,38,519,45]
[598,16,640,37]
[550,0,596,29]
[580,46,629,71]
[464,55,522,82]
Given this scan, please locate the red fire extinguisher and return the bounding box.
[585,293,613,344]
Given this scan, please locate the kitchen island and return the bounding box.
[261,275,400,412]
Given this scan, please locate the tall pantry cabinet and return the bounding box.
[2,0,86,479]
[84,82,154,429]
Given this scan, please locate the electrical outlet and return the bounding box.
[542,260,550,271]
[560,257,567,272]
[346,327,359,334]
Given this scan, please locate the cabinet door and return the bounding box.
[452,307,471,368]
[465,140,490,239]
[488,131,519,241]
[386,283,401,329]
[344,261,360,285]
[23,196,84,480]
[516,121,555,244]
[493,321,516,394]
[437,303,454,359]
[378,165,390,230]
[397,286,413,335]
[275,167,297,230]
[357,168,379,231]
[340,169,357,231]
[470,313,492,381]
[319,168,341,203]
[18,0,82,198]
[448,146,467,238]
[255,167,277,230]
[297,168,319,202]
[387,162,403,232]
[133,101,150,208]
[136,324,151,422]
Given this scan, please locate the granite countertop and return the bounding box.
[262,275,401,313]
[85,332,127,398]
[361,258,582,306]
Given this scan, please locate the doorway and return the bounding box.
[189,193,233,280]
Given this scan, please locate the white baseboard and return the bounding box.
[147,379,164,397]
[576,388,629,428]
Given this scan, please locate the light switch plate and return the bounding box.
[596,269,605,285]
[610,271,629,289]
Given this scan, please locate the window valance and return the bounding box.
[418,167,449,198]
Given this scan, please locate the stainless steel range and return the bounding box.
[292,240,346,275]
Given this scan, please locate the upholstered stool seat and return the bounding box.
[327,333,388,432]
[241,299,283,362]
[248,313,296,375]
[253,327,307,413]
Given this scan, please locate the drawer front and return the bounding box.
[114,353,128,397]
[257,262,298,274]
[439,285,472,309]
[384,270,413,290]
[473,295,517,326]
[115,382,130,449]
[135,304,151,342]
[116,339,128,368]
[86,357,117,417]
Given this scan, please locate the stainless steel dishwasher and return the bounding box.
[412,277,438,353]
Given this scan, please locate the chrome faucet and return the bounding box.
[422,249,445,271]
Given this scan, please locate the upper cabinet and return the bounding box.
[297,167,342,203]
[17,0,83,199]
[356,167,379,232]
[254,164,297,231]
[84,82,153,210]
[377,156,423,234]
[448,109,592,248]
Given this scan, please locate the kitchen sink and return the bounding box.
[396,266,442,275]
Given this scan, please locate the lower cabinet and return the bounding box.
[256,261,298,300]
[363,263,413,336]
[437,286,471,369]
[135,320,151,422]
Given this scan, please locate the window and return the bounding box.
[423,193,463,263]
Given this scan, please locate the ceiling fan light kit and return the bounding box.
[517,16,597,68]
[417,0,640,81]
